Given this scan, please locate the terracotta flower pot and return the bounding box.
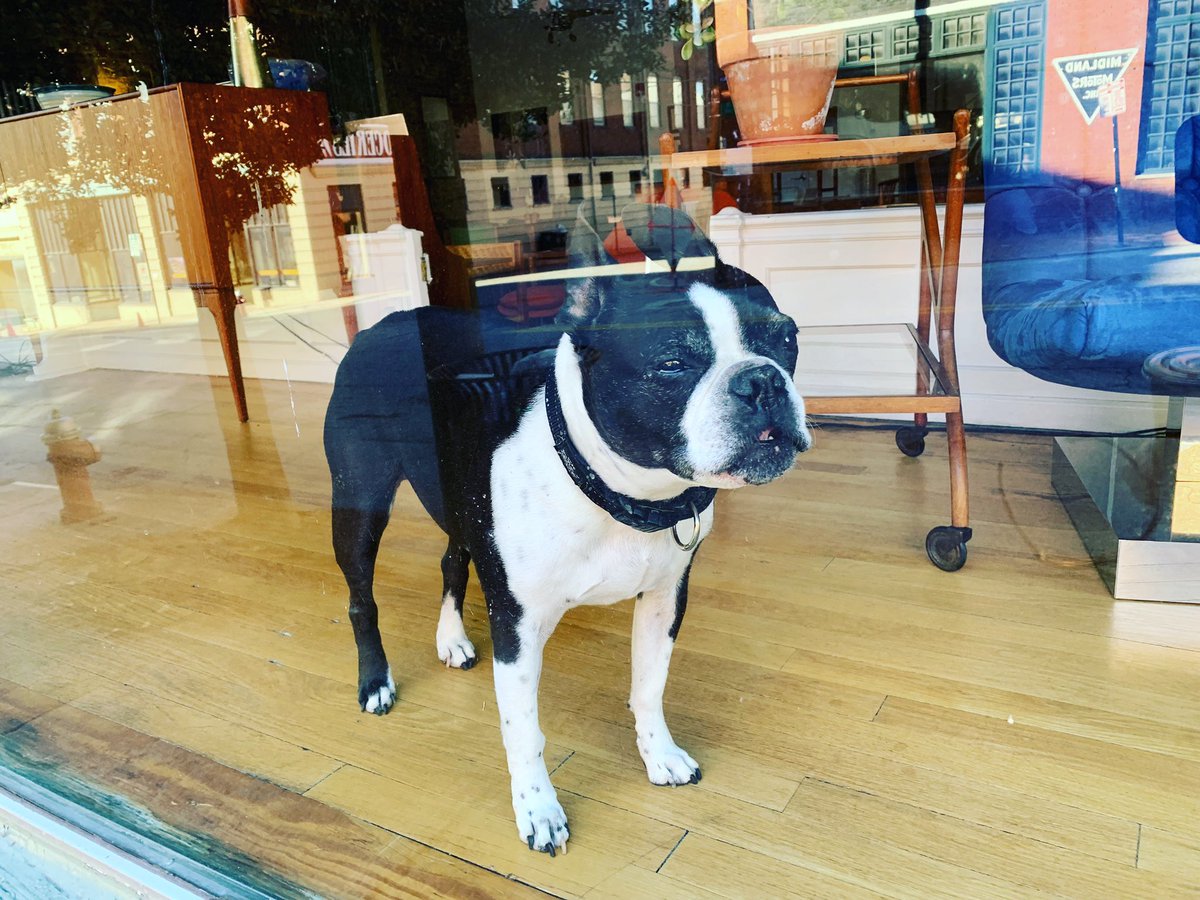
[724,35,842,145]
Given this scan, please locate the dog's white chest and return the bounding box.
[555,519,688,605]
[490,401,709,609]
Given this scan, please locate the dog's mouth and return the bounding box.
[752,420,810,453]
[692,431,808,489]
[700,423,809,488]
[756,426,784,444]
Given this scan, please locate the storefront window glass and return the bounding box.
[3,2,1199,897]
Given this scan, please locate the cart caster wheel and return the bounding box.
[926,526,972,572]
[895,426,929,458]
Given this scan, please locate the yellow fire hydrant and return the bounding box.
[42,410,104,524]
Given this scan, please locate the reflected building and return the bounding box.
[0,103,419,334]
[0,86,431,417]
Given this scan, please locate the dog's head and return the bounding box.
[556,205,810,489]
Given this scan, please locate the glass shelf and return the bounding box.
[664,132,960,173]
[796,323,957,415]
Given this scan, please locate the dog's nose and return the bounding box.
[730,364,787,411]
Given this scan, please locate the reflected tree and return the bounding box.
[0,88,324,251]
[0,0,228,94]
[2,0,680,127]
[462,0,678,116]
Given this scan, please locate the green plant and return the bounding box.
[677,0,714,61]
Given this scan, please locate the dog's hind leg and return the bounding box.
[333,501,399,715]
[630,567,702,786]
[436,542,477,669]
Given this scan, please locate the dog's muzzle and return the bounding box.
[723,363,809,483]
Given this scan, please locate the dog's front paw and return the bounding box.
[639,739,702,786]
[513,785,569,856]
[436,609,477,670]
[436,632,477,670]
[358,667,395,715]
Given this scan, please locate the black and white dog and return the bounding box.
[324,207,809,855]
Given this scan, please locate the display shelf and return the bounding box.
[665,131,960,172]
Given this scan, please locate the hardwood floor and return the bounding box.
[2,368,1200,898]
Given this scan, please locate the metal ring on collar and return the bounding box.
[671,501,701,551]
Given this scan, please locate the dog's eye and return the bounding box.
[657,359,684,373]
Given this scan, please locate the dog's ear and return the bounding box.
[567,206,611,270]
[620,204,717,271]
[557,275,612,329]
[558,210,615,327]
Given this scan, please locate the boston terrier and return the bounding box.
[324,206,810,855]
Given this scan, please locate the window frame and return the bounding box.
[1137,1,1200,175]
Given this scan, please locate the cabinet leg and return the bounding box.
[202,290,249,423]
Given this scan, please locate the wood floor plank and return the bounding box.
[306,763,684,899]
[0,703,511,898]
[784,779,1184,898]
[0,677,65,735]
[776,732,1138,865]
[693,569,1144,662]
[0,630,130,703]
[765,603,1200,732]
[582,862,726,899]
[818,556,1200,652]
[658,832,886,899]
[871,697,1200,839]
[371,835,549,900]
[71,681,342,793]
[549,750,1029,898]
[782,645,1200,763]
[1138,827,1200,882]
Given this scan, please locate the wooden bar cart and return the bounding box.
[660,80,974,570]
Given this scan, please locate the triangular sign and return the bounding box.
[1052,48,1138,124]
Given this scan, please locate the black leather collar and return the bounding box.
[544,364,716,534]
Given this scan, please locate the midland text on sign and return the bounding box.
[1052,49,1139,125]
[317,128,394,164]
